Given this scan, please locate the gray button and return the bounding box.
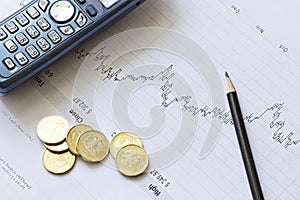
[4,40,18,53]
[37,38,51,51]
[37,18,51,31]
[100,0,119,8]
[15,52,29,66]
[26,25,40,38]
[16,14,29,26]
[76,12,87,27]
[16,33,29,45]
[5,21,18,33]
[86,5,98,17]
[48,30,61,44]
[59,25,74,35]
[3,58,15,70]
[39,0,50,11]
[50,1,75,23]
[0,28,7,40]
[26,45,40,58]
[27,6,40,19]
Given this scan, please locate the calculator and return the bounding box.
[0,0,144,93]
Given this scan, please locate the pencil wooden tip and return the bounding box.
[225,72,236,93]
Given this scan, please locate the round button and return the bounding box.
[49,1,75,23]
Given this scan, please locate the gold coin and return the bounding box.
[44,141,69,153]
[110,132,143,159]
[66,124,93,155]
[42,149,76,174]
[115,145,148,176]
[36,115,69,144]
[77,130,109,162]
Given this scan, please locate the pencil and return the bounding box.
[225,72,264,200]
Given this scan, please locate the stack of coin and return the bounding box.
[37,116,110,174]
[37,115,75,174]
[110,132,149,176]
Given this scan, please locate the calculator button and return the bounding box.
[15,52,29,66]
[100,0,119,8]
[48,30,61,44]
[16,14,29,26]
[50,1,75,23]
[37,18,51,31]
[27,6,40,19]
[0,28,7,40]
[4,40,18,53]
[37,38,51,51]
[15,33,29,46]
[26,25,40,38]
[26,45,40,58]
[59,25,74,35]
[5,21,18,34]
[38,0,50,12]
[3,58,15,70]
[76,12,87,27]
[86,5,98,17]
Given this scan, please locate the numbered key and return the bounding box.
[27,6,40,19]
[48,30,61,44]
[26,45,40,59]
[4,40,18,53]
[15,33,29,45]
[16,14,29,26]
[37,38,51,51]
[37,18,51,31]
[5,21,18,33]
[26,25,40,38]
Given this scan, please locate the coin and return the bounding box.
[77,130,109,162]
[42,149,76,174]
[66,124,93,155]
[115,144,148,176]
[110,132,143,159]
[37,115,69,144]
[44,141,69,153]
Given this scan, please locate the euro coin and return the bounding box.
[110,132,143,159]
[42,149,76,174]
[115,145,148,176]
[66,124,93,155]
[44,141,69,153]
[77,130,109,162]
[37,115,69,144]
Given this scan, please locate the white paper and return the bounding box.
[1,0,300,199]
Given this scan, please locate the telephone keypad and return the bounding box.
[0,0,138,93]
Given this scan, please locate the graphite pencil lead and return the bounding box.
[225,71,229,78]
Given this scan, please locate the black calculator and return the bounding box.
[0,0,144,93]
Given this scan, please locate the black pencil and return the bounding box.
[225,72,264,200]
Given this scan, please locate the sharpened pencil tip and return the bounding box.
[225,71,229,77]
[225,72,236,93]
